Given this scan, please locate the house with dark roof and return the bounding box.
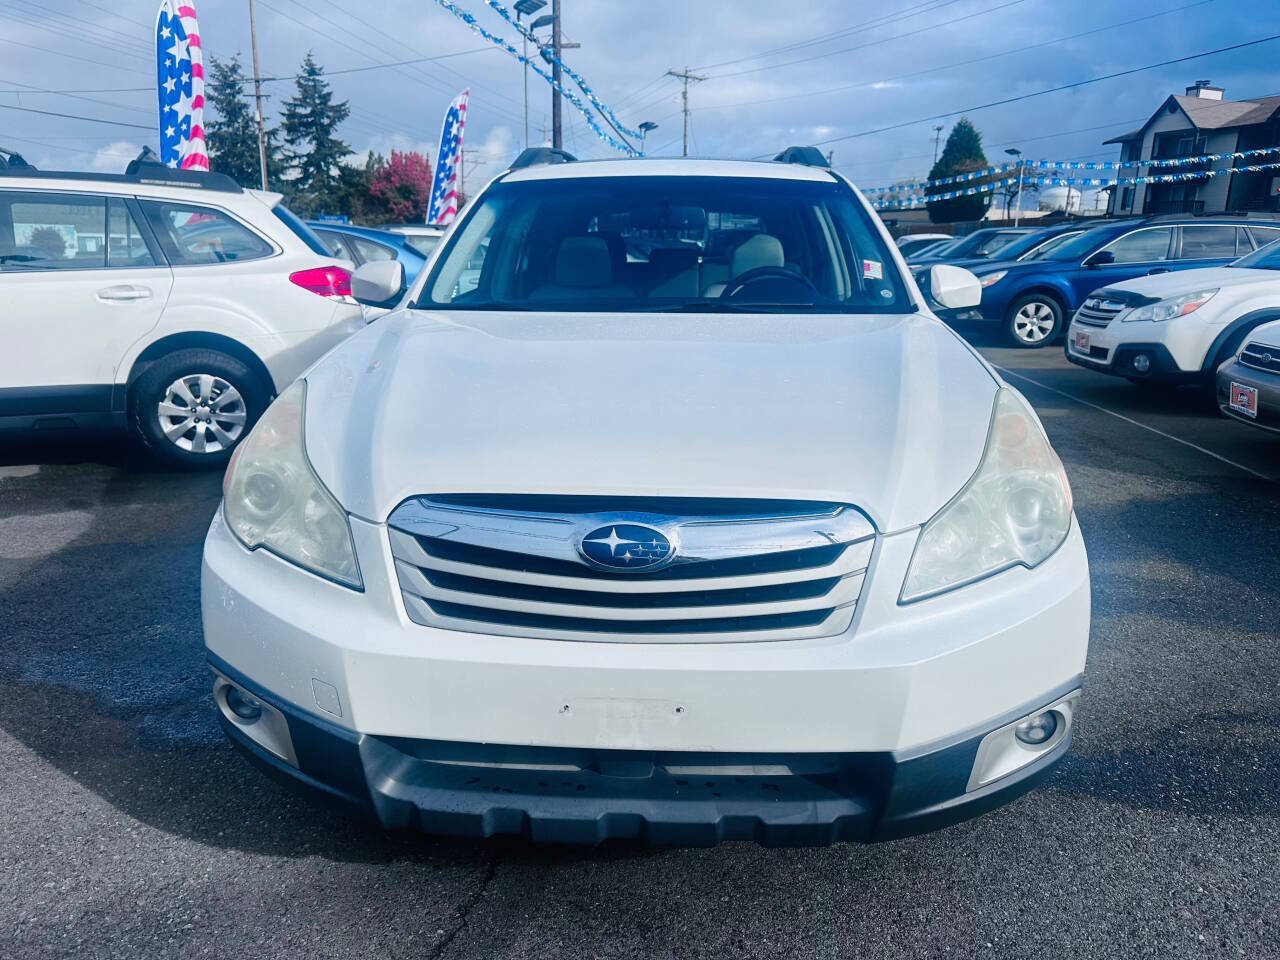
[1104,81,1280,217]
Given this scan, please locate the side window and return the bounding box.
[312,229,348,259]
[1103,227,1173,264]
[1,191,107,271]
[350,236,397,263]
[107,199,157,268]
[1248,226,1280,250]
[1179,224,1237,259]
[141,201,273,264]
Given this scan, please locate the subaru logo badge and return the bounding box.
[579,523,674,571]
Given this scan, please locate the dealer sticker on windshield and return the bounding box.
[1229,382,1259,418]
[862,259,883,280]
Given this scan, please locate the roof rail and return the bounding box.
[0,146,244,192]
[773,146,830,168]
[508,147,577,170]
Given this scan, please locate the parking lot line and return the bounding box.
[994,365,1275,483]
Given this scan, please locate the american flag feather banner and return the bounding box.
[427,89,469,226]
[155,0,208,170]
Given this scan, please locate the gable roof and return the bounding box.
[1110,94,1280,147]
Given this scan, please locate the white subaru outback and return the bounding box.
[0,155,363,466]
[202,148,1090,845]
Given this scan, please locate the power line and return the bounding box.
[692,0,966,71]
[708,0,1029,80]
[689,0,1215,116]
[0,102,153,129]
[807,33,1280,148]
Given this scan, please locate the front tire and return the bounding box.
[1005,294,1064,348]
[129,349,270,468]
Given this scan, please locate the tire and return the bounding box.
[1005,293,1064,348]
[129,348,270,468]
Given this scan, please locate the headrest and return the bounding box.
[730,233,785,276]
[555,235,613,287]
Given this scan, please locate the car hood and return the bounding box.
[1094,266,1277,302]
[302,310,1000,530]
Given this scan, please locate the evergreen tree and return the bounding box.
[205,55,277,189]
[280,53,352,216]
[926,118,991,224]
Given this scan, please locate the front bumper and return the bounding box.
[1216,357,1280,433]
[1065,326,1189,381]
[214,654,1080,845]
[202,507,1090,843]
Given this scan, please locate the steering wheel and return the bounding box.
[721,265,818,300]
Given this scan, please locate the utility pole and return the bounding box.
[550,0,562,149]
[248,0,268,190]
[666,67,706,157]
[933,125,944,164]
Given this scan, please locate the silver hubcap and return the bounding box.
[157,374,247,454]
[1012,302,1057,343]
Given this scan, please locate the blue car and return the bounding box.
[935,216,1280,347]
[307,221,429,285]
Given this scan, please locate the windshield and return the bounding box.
[417,175,909,313]
[1042,224,1120,261]
[1231,237,1280,270]
[991,230,1064,261]
[1021,230,1081,260]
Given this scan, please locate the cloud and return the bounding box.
[88,141,144,173]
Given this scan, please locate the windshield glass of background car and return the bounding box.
[1232,236,1280,270]
[1022,231,1081,260]
[419,175,909,313]
[1043,225,1121,261]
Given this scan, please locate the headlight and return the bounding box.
[979,270,1007,288]
[901,388,1072,603]
[222,380,362,589]
[1122,288,1218,322]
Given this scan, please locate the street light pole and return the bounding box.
[514,0,547,151]
[1005,147,1023,227]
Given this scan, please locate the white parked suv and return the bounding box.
[202,147,1090,845]
[0,157,364,465]
[1065,239,1280,385]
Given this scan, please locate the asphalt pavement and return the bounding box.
[2,330,1279,960]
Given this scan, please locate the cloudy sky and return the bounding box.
[2,0,1277,201]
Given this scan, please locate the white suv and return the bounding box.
[1066,238,1280,385]
[0,159,364,466]
[202,148,1090,845]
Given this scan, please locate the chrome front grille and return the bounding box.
[1074,297,1128,327]
[387,496,876,643]
[1240,341,1280,374]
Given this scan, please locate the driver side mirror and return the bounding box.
[1084,250,1115,268]
[352,260,406,309]
[928,264,981,310]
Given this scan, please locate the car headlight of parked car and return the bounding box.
[1122,288,1218,322]
[221,380,362,589]
[901,388,1072,603]
[979,270,1007,288]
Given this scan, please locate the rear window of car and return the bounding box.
[272,203,332,256]
[141,201,273,264]
[1179,224,1240,259]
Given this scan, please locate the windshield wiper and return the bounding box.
[660,301,817,313]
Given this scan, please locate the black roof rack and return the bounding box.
[0,146,34,171]
[773,146,830,168]
[0,146,243,193]
[508,147,577,170]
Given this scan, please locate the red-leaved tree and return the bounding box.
[367,150,433,223]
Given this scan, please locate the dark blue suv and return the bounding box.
[936,216,1280,347]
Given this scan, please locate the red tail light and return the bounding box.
[289,265,352,299]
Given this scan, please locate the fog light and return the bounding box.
[1014,711,1058,745]
[224,685,263,723]
[1131,353,1152,374]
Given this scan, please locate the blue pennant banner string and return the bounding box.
[871,160,1280,210]
[430,0,639,157]
[482,0,642,142]
[865,145,1280,197]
